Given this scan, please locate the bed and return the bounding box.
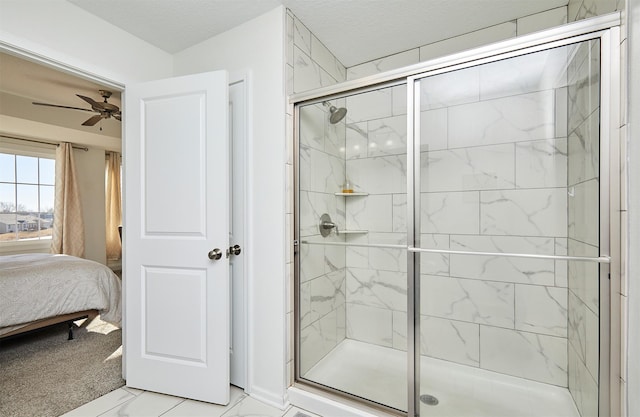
[0,253,122,339]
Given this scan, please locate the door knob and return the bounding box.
[228,244,241,256]
[208,248,223,260]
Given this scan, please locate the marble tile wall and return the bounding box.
[566,39,601,417]
[286,11,348,378]
[342,46,575,388]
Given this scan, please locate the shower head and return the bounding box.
[323,101,347,124]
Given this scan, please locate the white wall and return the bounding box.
[173,6,287,407]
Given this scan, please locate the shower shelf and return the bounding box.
[334,192,369,196]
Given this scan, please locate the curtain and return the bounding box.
[105,151,122,260]
[51,142,85,257]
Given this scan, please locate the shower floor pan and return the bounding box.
[304,339,580,417]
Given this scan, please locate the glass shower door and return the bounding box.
[412,39,604,417]
[296,84,410,412]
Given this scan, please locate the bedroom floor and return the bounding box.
[62,385,319,417]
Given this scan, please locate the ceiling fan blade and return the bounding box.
[76,94,101,108]
[82,114,104,126]
[32,102,95,113]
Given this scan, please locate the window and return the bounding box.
[0,152,55,242]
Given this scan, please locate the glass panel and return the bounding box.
[297,84,409,412]
[39,185,55,238]
[416,40,600,417]
[39,158,55,185]
[0,153,15,182]
[16,155,38,183]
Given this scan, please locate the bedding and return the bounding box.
[0,253,121,336]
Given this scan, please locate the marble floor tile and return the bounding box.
[98,391,184,417]
[61,388,137,417]
[220,395,284,417]
[161,386,246,417]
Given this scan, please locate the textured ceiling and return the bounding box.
[68,0,568,67]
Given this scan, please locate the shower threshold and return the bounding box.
[303,339,580,417]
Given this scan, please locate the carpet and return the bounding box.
[0,316,124,417]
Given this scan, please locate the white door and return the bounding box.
[124,71,230,404]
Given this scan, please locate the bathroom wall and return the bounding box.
[286,11,348,376]
[343,48,572,387]
[565,38,601,417]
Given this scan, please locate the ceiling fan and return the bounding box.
[32,89,121,126]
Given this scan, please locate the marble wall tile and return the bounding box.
[347,154,406,194]
[300,309,338,375]
[568,110,599,185]
[293,17,311,55]
[567,41,600,134]
[449,90,555,149]
[568,290,599,381]
[480,188,567,237]
[368,115,407,157]
[347,49,420,80]
[311,35,346,83]
[419,233,450,276]
[346,268,407,311]
[555,87,568,138]
[421,316,480,367]
[480,326,568,386]
[421,191,480,235]
[298,191,341,237]
[568,178,599,246]
[346,122,368,160]
[450,235,556,285]
[421,275,515,328]
[366,233,407,272]
[392,85,408,116]
[299,104,324,151]
[299,241,326,283]
[419,22,516,62]
[515,138,568,189]
[516,6,568,35]
[310,270,346,319]
[479,48,568,101]
[515,285,568,337]
[345,233,369,269]
[555,238,569,287]
[421,144,515,192]
[392,194,407,233]
[420,108,448,152]
[568,238,600,313]
[345,88,394,123]
[393,310,407,351]
[294,47,338,93]
[419,67,479,110]
[568,343,599,417]
[286,12,294,67]
[346,303,393,347]
[300,147,345,194]
[337,303,346,342]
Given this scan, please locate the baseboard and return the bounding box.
[249,385,288,410]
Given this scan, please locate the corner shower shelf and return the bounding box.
[335,192,369,196]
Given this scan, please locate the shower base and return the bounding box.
[304,339,580,417]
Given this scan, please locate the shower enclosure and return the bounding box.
[293,16,620,417]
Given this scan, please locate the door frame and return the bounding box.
[0,42,252,394]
